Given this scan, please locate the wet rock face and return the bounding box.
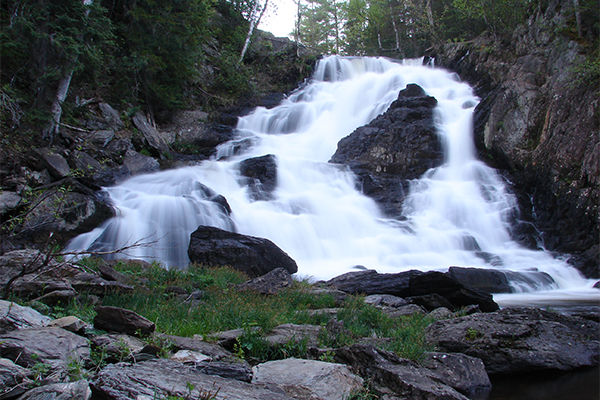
[329,83,440,217]
[431,2,599,277]
[425,307,600,375]
[188,225,298,278]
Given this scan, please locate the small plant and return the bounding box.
[465,327,482,341]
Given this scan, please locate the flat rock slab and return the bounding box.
[421,352,491,398]
[425,307,600,374]
[0,357,31,393]
[0,300,51,334]
[237,267,293,295]
[335,344,469,400]
[92,359,292,400]
[17,380,92,400]
[265,324,323,348]
[252,358,364,400]
[0,327,90,377]
[94,306,155,336]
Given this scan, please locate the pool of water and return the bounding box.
[485,367,599,400]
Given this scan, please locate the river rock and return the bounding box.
[0,327,91,380]
[156,333,239,362]
[409,271,499,312]
[193,360,253,383]
[334,344,469,400]
[122,149,160,176]
[421,352,491,398]
[237,267,293,295]
[265,324,322,348]
[0,300,51,333]
[326,269,420,297]
[94,306,155,336]
[88,129,115,148]
[92,359,292,399]
[166,110,234,157]
[425,307,600,374]
[132,112,169,156]
[330,83,440,217]
[17,380,92,400]
[34,148,71,179]
[99,103,124,131]
[91,334,146,363]
[0,357,31,396]
[48,316,87,333]
[17,190,113,246]
[0,191,22,215]
[252,358,364,400]
[238,154,278,201]
[188,225,298,278]
[327,269,498,312]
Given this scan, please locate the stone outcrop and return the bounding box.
[237,267,294,295]
[0,327,91,380]
[330,83,440,217]
[238,154,278,201]
[425,307,600,374]
[335,344,475,400]
[252,358,364,400]
[430,0,599,277]
[326,269,499,312]
[94,306,156,337]
[92,359,292,400]
[188,225,298,278]
[0,300,51,333]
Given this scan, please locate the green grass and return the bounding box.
[47,259,436,363]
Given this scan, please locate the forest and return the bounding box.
[0,0,598,140]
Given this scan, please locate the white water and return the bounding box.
[67,56,598,304]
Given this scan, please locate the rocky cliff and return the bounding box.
[430,0,599,277]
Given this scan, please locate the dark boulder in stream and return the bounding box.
[188,225,298,278]
[329,83,440,217]
[238,154,278,201]
[326,269,498,312]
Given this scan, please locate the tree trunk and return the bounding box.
[573,0,584,38]
[238,0,269,65]
[43,0,94,142]
[389,4,400,51]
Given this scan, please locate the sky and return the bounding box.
[258,0,297,38]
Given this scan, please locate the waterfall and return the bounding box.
[66,56,598,305]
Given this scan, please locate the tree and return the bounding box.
[1,0,114,137]
[106,0,210,113]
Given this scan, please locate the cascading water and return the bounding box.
[66,56,598,306]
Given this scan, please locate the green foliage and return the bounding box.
[106,0,211,111]
[0,0,114,132]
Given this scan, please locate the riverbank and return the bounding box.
[0,255,598,399]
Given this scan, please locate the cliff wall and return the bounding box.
[430,0,599,277]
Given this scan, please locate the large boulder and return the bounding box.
[94,306,155,337]
[132,112,170,156]
[334,344,472,400]
[0,327,91,380]
[326,269,498,312]
[238,154,278,201]
[425,307,600,374]
[91,359,292,400]
[252,358,364,400]
[0,300,51,334]
[17,380,92,400]
[188,225,298,278]
[330,83,440,217]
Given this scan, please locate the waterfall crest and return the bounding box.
[66,56,598,304]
